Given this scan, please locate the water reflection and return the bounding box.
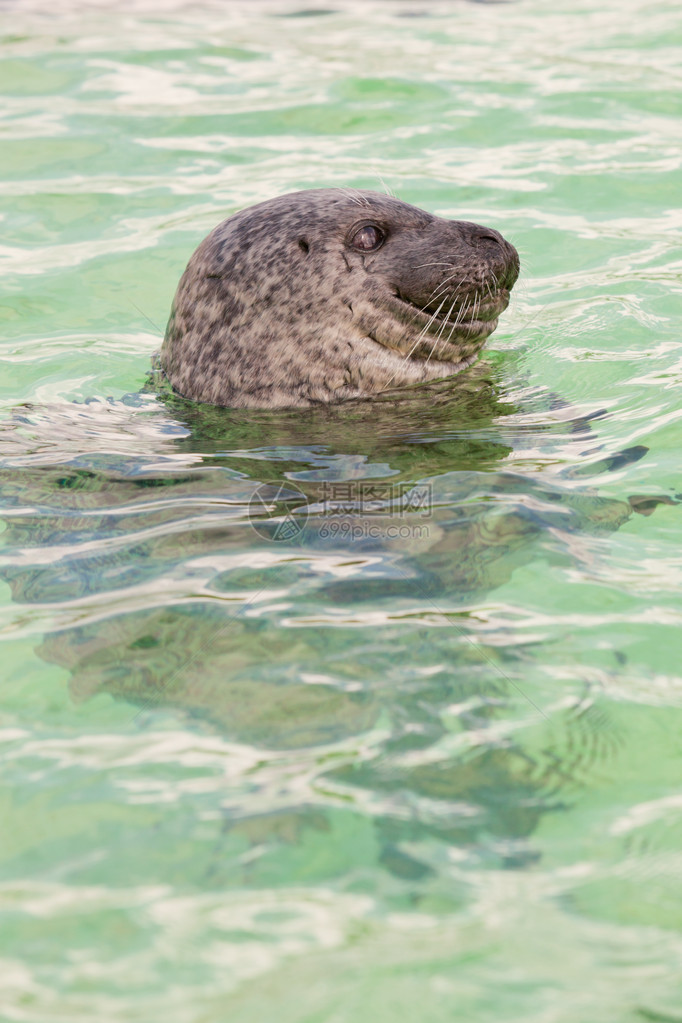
[0,369,658,877]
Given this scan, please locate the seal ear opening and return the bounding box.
[298,238,310,254]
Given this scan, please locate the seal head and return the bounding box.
[160,188,519,409]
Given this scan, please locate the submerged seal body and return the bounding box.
[160,188,520,409]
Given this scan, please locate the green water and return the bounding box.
[1,0,682,1019]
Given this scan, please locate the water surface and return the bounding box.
[1,1,682,1019]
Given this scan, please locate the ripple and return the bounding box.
[2,0,682,1015]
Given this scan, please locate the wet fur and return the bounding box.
[160,188,520,409]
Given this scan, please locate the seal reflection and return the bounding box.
[0,378,655,878]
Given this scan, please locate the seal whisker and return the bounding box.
[420,271,465,309]
[419,268,461,301]
[377,176,396,198]
[446,296,473,345]
[407,295,449,354]
[425,293,460,365]
[336,187,370,209]
[470,293,482,330]
[435,291,461,341]
[427,274,468,314]
[412,261,458,270]
[451,298,470,336]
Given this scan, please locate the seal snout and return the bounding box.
[398,218,519,327]
[459,221,520,292]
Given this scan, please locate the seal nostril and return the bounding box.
[469,225,504,249]
[298,238,310,254]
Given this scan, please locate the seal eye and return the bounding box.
[351,225,384,251]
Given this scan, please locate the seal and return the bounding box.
[160,188,520,409]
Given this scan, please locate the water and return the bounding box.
[1,0,682,1019]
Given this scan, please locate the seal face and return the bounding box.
[160,188,520,409]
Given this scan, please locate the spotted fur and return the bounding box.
[160,188,520,409]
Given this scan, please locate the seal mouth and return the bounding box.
[387,286,511,362]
